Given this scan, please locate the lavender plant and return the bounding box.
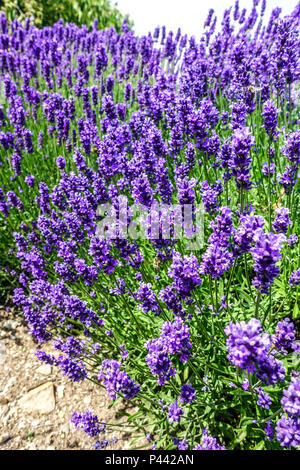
[0,0,299,450]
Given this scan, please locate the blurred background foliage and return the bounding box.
[0,0,132,31]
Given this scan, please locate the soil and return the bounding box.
[0,306,148,450]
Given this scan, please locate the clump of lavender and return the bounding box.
[168,251,202,298]
[262,161,276,176]
[193,429,226,450]
[229,127,254,190]
[251,229,286,294]
[276,376,300,449]
[200,243,233,279]
[272,318,297,355]
[145,317,192,385]
[233,213,265,255]
[225,318,285,385]
[97,360,140,400]
[257,387,272,410]
[179,383,197,404]
[200,180,222,214]
[71,410,106,437]
[281,130,300,165]
[168,400,184,423]
[289,268,300,287]
[262,100,278,141]
[134,282,162,316]
[272,207,292,234]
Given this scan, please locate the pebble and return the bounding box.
[36,364,52,376]
[19,382,55,414]
[0,340,6,364]
[3,320,19,331]
[56,385,65,399]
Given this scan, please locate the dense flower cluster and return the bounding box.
[225,318,286,385]
[71,410,106,437]
[97,360,140,400]
[145,316,192,385]
[251,230,286,294]
[193,429,226,450]
[276,376,300,449]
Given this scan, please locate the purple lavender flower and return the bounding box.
[200,180,222,214]
[278,164,298,194]
[262,100,278,140]
[24,174,35,187]
[145,316,191,384]
[264,420,274,441]
[98,360,140,400]
[134,283,161,316]
[225,318,271,374]
[208,206,234,246]
[262,161,276,176]
[272,318,297,355]
[167,400,183,423]
[287,234,298,247]
[281,376,300,417]
[56,156,66,171]
[71,410,106,437]
[173,438,189,449]
[193,429,226,450]
[229,127,254,190]
[233,214,265,255]
[241,378,249,391]
[276,415,300,449]
[272,207,292,234]
[56,356,87,382]
[289,268,300,287]
[179,383,197,404]
[282,130,300,165]
[251,229,286,294]
[257,387,272,410]
[168,251,202,298]
[145,336,175,386]
[200,243,233,279]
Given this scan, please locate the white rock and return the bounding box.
[83,396,91,405]
[36,364,52,376]
[1,376,16,395]
[61,423,70,434]
[56,385,65,399]
[19,382,55,414]
[58,410,65,419]
[3,320,19,331]
[0,340,5,364]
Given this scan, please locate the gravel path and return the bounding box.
[0,306,147,450]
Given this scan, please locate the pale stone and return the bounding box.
[83,396,91,405]
[19,382,55,414]
[0,340,5,364]
[56,385,64,399]
[36,364,52,376]
[1,376,16,395]
[3,320,19,331]
[61,423,70,434]
[58,409,65,419]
